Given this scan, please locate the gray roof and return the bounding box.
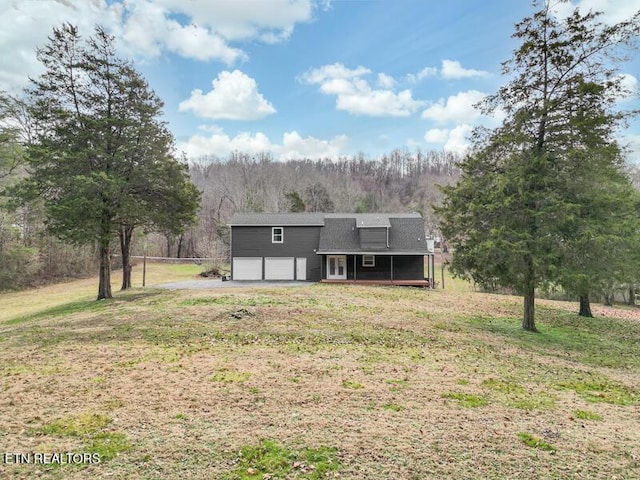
[229,212,326,226]
[344,214,390,228]
[319,214,428,254]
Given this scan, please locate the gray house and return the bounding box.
[229,212,431,285]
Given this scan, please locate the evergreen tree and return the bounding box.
[14,24,200,299]
[438,2,640,331]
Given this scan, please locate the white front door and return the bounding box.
[326,255,347,279]
[296,258,307,280]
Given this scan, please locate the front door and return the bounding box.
[296,258,307,280]
[326,255,347,280]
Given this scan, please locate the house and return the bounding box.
[228,212,433,285]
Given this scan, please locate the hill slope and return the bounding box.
[1,276,639,479]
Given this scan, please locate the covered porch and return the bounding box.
[319,253,435,287]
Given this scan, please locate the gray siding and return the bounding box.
[390,255,425,280]
[231,226,322,281]
[359,227,387,250]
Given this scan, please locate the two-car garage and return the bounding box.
[232,257,306,281]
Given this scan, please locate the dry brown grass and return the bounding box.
[1,277,639,479]
[0,262,202,323]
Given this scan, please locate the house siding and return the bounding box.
[359,227,387,250]
[231,226,322,281]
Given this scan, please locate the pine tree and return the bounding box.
[16,24,200,299]
[438,2,640,331]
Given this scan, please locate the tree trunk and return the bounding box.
[628,287,636,306]
[578,294,593,317]
[523,286,537,332]
[119,225,134,290]
[522,256,538,332]
[166,234,172,258]
[97,241,112,300]
[603,291,614,306]
[176,233,184,258]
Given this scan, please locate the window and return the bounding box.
[362,255,375,267]
[272,227,284,243]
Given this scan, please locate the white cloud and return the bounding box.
[177,129,348,160]
[424,128,450,143]
[0,0,121,93]
[377,73,396,89]
[300,64,371,83]
[179,70,276,120]
[155,0,314,42]
[445,124,474,153]
[279,131,349,160]
[422,90,486,124]
[424,124,474,154]
[616,73,639,102]
[0,0,317,91]
[441,60,489,79]
[301,63,423,117]
[406,66,438,84]
[552,0,640,24]
[115,0,247,64]
[406,61,488,84]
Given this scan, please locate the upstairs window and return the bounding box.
[272,227,284,243]
[362,255,375,267]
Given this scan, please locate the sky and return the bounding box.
[2,0,639,162]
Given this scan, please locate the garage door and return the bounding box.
[264,257,295,280]
[232,257,262,280]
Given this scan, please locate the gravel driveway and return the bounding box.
[155,279,311,290]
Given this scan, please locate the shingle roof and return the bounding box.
[319,214,428,254]
[346,214,391,228]
[229,212,326,226]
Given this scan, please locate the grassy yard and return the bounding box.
[1,265,639,479]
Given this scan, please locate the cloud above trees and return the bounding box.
[179,70,276,120]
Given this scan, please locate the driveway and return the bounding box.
[155,279,311,290]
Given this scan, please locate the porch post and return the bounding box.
[431,255,436,289]
[390,256,394,281]
[427,255,430,286]
[354,255,357,280]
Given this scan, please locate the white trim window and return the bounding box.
[272,227,284,243]
[362,255,375,267]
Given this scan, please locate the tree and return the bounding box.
[304,182,334,212]
[555,157,640,317]
[118,155,200,289]
[438,2,640,331]
[15,24,200,299]
[284,191,305,212]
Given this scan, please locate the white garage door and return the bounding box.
[232,257,262,280]
[264,257,295,280]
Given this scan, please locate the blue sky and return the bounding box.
[2,0,639,161]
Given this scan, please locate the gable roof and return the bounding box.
[318,215,428,254]
[229,212,326,226]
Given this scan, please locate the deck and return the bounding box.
[320,279,431,288]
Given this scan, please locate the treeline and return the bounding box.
[161,150,461,261]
